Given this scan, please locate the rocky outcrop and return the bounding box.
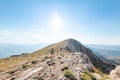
[53,38,115,73]
[110,66,120,80]
[19,52,94,80]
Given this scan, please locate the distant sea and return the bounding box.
[1,44,120,59]
[0,44,47,59]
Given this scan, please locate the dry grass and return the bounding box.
[0,42,61,71]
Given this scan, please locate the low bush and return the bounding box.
[41,56,49,62]
[80,77,86,80]
[61,66,68,71]
[8,69,17,74]
[46,59,55,66]
[33,76,39,80]
[64,70,77,80]
[48,61,55,66]
[80,71,96,80]
[31,60,39,64]
[60,61,64,64]
[58,56,61,59]
[22,64,29,69]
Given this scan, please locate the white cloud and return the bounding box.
[0,28,120,45]
[0,29,71,44]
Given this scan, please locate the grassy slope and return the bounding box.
[0,47,46,71]
[0,42,61,71]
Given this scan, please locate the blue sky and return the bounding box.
[0,0,120,45]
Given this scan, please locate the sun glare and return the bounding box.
[50,12,62,30]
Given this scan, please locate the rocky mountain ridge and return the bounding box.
[0,38,117,80]
[50,39,115,73]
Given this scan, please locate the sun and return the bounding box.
[50,12,62,30]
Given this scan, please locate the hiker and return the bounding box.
[50,48,54,58]
[59,48,62,56]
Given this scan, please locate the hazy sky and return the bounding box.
[0,0,120,45]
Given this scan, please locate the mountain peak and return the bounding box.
[64,38,79,42]
[63,38,80,44]
[58,38,84,53]
[49,38,115,73]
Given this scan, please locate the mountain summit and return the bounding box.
[0,38,116,80]
[45,38,115,73]
[59,38,84,52]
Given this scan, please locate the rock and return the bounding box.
[93,73,102,80]
[57,39,115,73]
[110,66,120,80]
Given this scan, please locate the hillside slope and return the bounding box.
[36,38,115,73]
[0,38,116,80]
[87,45,120,65]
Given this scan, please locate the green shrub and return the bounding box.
[31,60,39,64]
[60,61,64,64]
[80,71,96,80]
[64,70,77,80]
[100,77,110,80]
[22,64,29,69]
[48,62,55,66]
[42,56,49,62]
[11,77,16,80]
[58,56,61,59]
[80,77,86,80]
[46,59,55,66]
[61,66,68,71]
[80,73,91,80]
[90,75,96,80]
[84,71,96,80]
[33,76,39,80]
[9,69,17,74]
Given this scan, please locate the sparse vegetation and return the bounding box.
[81,73,91,80]
[22,64,29,69]
[0,44,53,70]
[64,70,77,80]
[48,61,55,66]
[93,67,104,76]
[92,67,111,80]
[31,60,39,64]
[46,59,55,66]
[60,61,64,64]
[100,77,106,80]
[33,75,40,80]
[72,53,75,55]
[8,69,17,74]
[11,77,16,80]
[61,66,68,71]
[100,76,111,80]
[80,77,86,80]
[58,56,61,59]
[41,55,50,62]
[85,71,96,80]
[80,71,96,80]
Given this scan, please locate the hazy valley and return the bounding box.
[87,45,120,65]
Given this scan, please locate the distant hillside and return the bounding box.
[86,45,120,65]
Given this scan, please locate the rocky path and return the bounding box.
[0,52,94,80]
[17,62,46,80]
[18,67,43,80]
